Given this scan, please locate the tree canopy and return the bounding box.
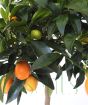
[0,0,88,104]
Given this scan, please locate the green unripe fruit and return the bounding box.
[31,29,42,40]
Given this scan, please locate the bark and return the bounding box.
[45,86,50,105]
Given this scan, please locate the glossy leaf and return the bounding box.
[8,52,17,65]
[11,4,28,16]
[47,23,56,40]
[56,15,68,35]
[6,78,24,104]
[71,17,81,34]
[32,53,60,70]
[64,34,76,53]
[17,92,22,105]
[32,8,52,22]
[31,41,52,56]
[36,74,54,89]
[66,0,88,16]
[74,71,85,89]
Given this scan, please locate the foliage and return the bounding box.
[0,0,88,104]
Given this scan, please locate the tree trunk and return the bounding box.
[45,86,50,105]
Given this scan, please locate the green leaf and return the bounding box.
[35,74,54,89]
[0,38,6,53]
[31,41,52,56]
[8,52,17,65]
[0,63,10,76]
[34,0,48,7]
[71,17,81,34]
[17,92,22,105]
[0,18,6,29]
[49,55,63,73]
[32,53,60,70]
[11,4,29,16]
[56,14,68,35]
[66,0,88,16]
[67,69,73,81]
[32,8,52,22]
[47,23,56,40]
[64,34,76,53]
[3,20,26,31]
[55,68,62,80]
[6,78,24,104]
[34,67,53,74]
[0,8,7,21]
[74,71,85,89]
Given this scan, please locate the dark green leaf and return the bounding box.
[32,8,52,22]
[71,52,82,67]
[17,92,22,105]
[8,52,17,65]
[32,53,60,70]
[36,74,54,89]
[6,78,24,104]
[73,66,80,78]
[49,55,63,73]
[34,67,53,74]
[11,4,28,16]
[67,69,73,81]
[66,0,88,16]
[56,68,62,80]
[0,63,10,76]
[74,71,85,89]
[0,19,6,29]
[34,0,48,7]
[56,15,68,35]
[64,34,76,53]
[71,17,81,34]
[47,23,56,40]
[31,41,52,56]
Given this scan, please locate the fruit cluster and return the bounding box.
[0,60,38,94]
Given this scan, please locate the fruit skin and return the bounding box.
[10,16,17,21]
[24,75,38,92]
[85,71,88,78]
[85,79,88,94]
[14,60,31,80]
[31,29,42,40]
[0,76,13,94]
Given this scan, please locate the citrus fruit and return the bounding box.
[85,78,88,94]
[85,71,88,78]
[79,36,88,45]
[0,76,13,94]
[31,29,42,40]
[24,75,38,92]
[14,60,31,80]
[10,16,17,21]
